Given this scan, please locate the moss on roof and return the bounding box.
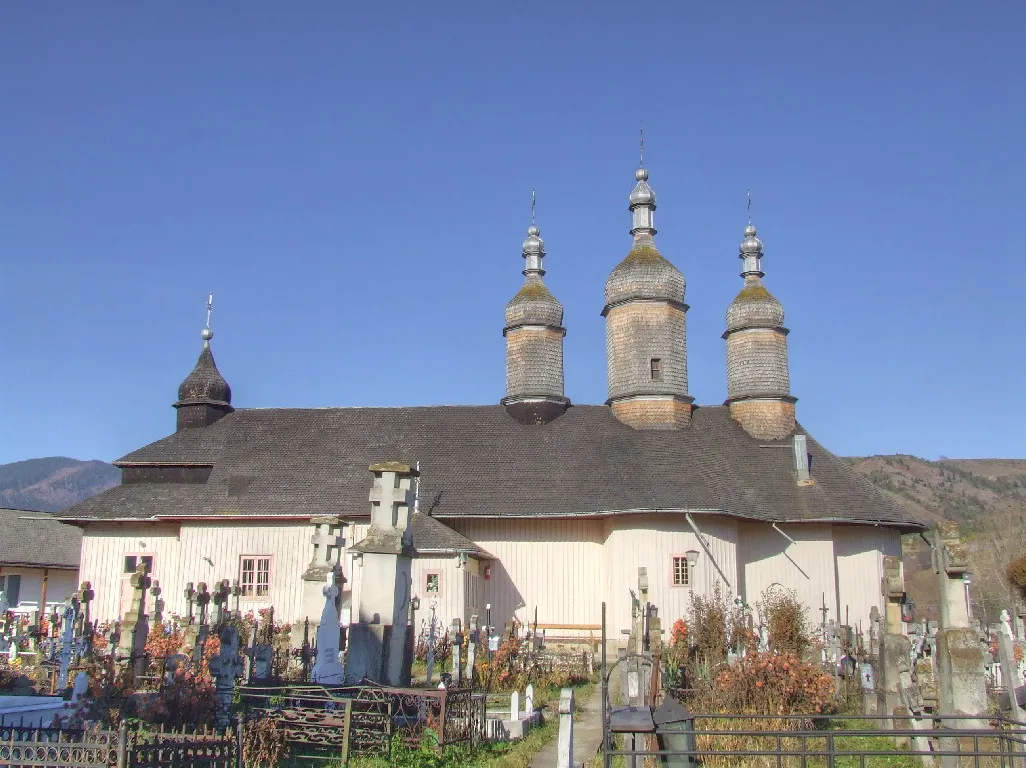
[619,242,669,267]
[732,280,778,304]
[510,280,557,304]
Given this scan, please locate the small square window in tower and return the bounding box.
[650,358,663,381]
[426,573,440,594]
[671,556,690,587]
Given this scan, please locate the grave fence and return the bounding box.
[603,712,1026,767]
[0,719,239,768]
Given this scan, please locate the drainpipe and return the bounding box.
[39,567,49,628]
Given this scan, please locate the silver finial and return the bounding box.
[202,292,214,343]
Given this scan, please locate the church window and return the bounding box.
[123,555,154,574]
[426,572,441,595]
[650,358,663,380]
[671,556,691,587]
[241,556,272,597]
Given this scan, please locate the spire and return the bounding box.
[174,294,233,431]
[629,166,657,237]
[522,190,545,275]
[740,193,765,277]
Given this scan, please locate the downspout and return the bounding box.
[685,512,732,590]
[39,567,49,627]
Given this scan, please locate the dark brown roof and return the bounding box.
[0,508,82,568]
[58,405,924,530]
[409,514,493,558]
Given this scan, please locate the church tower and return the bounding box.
[723,219,796,440]
[603,163,692,429]
[174,298,233,431]
[501,202,569,425]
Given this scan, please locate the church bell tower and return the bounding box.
[501,195,569,425]
[603,159,692,429]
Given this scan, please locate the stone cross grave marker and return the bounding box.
[209,626,245,728]
[183,582,196,625]
[449,619,463,687]
[312,569,344,684]
[149,580,164,634]
[57,600,76,690]
[213,579,230,626]
[118,562,150,661]
[75,581,94,636]
[465,615,478,685]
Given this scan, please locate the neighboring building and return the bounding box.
[0,508,81,616]
[59,162,923,639]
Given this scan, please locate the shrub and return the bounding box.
[1007,556,1026,594]
[759,588,811,658]
[242,716,289,768]
[708,651,835,715]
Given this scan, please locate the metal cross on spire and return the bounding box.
[531,189,536,226]
[201,292,215,344]
[205,292,214,331]
[747,189,753,225]
[639,123,645,167]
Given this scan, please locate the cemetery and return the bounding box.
[1,516,1026,766]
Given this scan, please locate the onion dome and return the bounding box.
[505,220,563,328]
[505,274,564,327]
[604,234,685,308]
[726,223,784,332]
[726,278,785,332]
[176,329,232,407]
[629,167,656,207]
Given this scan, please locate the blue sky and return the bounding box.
[1,2,1022,465]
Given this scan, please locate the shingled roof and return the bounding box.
[0,508,82,568]
[57,405,923,531]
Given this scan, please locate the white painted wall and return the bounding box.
[453,518,605,635]
[79,523,182,623]
[833,523,902,633]
[81,521,312,623]
[604,515,739,637]
[0,566,78,615]
[738,521,838,630]
[409,556,462,644]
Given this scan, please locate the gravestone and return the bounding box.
[449,619,463,687]
[118,562,151,666]
[185,582,212,658]
[312,568,345,684]
[149,580,164,634]
[213,580,230,626]
[209,626,245,728]
[301,516,348,619]
[346,463,417,686]
[932,522,986,725]
[556,688,575,768]
[57,601,76,690]
[465,615,478,685]
[525,683,534,716]
[71,670,89,703]
[878,555,912,722]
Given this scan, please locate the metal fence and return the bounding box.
[0,720,239,768]
[603,713,1026,767]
